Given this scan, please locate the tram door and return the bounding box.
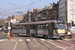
[48,23,54,37]
[26,25,30,36]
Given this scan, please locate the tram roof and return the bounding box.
[12,20,57,25]
[33,20,57,24]
[12,22,33,25]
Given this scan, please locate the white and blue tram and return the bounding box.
[11,20,66,39]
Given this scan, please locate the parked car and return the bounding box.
[70,26,75,34]
[66,30,72,36]
[66,29,72,39]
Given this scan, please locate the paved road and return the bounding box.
[0,32,75,50]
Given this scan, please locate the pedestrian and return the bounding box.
[6,29,9,36]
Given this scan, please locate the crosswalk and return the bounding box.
[0,38,74,42]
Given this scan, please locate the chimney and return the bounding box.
[45,5,47,8]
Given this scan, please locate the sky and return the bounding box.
[0,0,59,19]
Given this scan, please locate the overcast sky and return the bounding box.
[0,0,59,19]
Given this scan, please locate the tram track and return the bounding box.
[35,38,50,50]
[71,40,75,42]
[63,40,75,44]
[54,40,75,48]
[25,41,30,50]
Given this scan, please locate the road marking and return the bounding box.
[56,40,62,41]
[40,39,46,41]
[19,39,23,41]
[11,39,15,41]
[63,39,73,41]
[13,40,18,50]
[33,39,36,41]
[4,39,8,41]
[34,45,36,47]
[47,41,66,50]
[0,39,4,41]
[37,45,39,47]
[49,40,53,41]
[27,39,30,41]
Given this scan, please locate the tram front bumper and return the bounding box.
[53,34,65,38]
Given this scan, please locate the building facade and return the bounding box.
[59,0,75,24]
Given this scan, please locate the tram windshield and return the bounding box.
[55,24,65,29]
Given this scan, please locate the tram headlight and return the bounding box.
[56,29,65,33]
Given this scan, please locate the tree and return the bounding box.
[0,18,5,25]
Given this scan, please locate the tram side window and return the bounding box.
[12,25,19,30]
[30,25,36,29]
[38,24,43,30]
[12,26,16,29]
[44,24,48,29]
[16,26,19,29]
[23,25,26,29]
[18,26,21,29]
[18,25,26,30]
[38,24,48,30]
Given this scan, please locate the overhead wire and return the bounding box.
[3,0,42,12]
[0,0,42,17]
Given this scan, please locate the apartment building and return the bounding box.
[59,0,75,24]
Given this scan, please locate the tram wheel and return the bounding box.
[15,34,18,37]
[44,35,48,39]
[60,36,64,40]
[31,34,35,37]
[13,34,16,37]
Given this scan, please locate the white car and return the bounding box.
[70,26,75,34]
[67,30,72,36]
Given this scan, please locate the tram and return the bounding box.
[11,22,33,36]
[11,20,66,39]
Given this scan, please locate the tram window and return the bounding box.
[18,25,23,29]
[12,25,18,30]
[38,24,43,30]
[38,24,48,30]
[23,25,26,29]
[45,24,48,29]
[12,26,16,29]
[16,26,19,29]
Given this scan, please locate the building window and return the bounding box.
[71,14,73,19]
[61,8,63,12]
[61,0,63,3]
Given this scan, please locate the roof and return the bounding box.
[12,20,57,25]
